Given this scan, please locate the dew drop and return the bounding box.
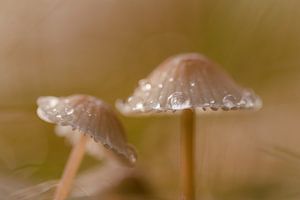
[203,102,210,107]
[240,90,262,109]
[127,146,137,164]
[130,154,137,164]
[169,78,174,82]
[37,108,53,123]
[222,94,237,109]
[139,79,152,91]
[128,96,144,110]
[167,92,190,109]
[48,99,59,108]
[37,97,59,110]
[127,97,133,102]
[64,107,74,115]
[135,102,144,110]
[146,101,160,109]
[190,82,195,87]
[145,84,152,90]
[158,84,163,88]
[141,83,152,91]
[56,114,62,119]
[154,103,161,109]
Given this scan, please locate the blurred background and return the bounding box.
[1,0,300,199]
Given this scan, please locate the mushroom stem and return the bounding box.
[54,134,89,200]
[180,109,195,200]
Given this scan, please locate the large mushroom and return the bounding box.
[117,53,262,200]
[37,94,137,200]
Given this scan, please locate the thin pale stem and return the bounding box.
[180,109,195,200]
[53,134,89,200]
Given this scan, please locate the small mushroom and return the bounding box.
[37,94,137,200]
[116,53,262,200]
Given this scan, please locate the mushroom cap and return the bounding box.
[37,94,137,165]
[117,53,262,115]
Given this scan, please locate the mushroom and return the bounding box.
[116,53,262,200]
[37,94,137,200]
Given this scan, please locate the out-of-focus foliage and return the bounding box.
[0,0,300,199]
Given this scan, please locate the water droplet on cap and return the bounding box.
[146,101,160,109]
[139,79,152,91]
[126,96,145,111]
[222,94,237,109]
[240,90,262,109]
[203,102,210,107]
[145,84,152,90]
[126,145,137,165]
[129,153,137,164]
[135,102,144,110]
[64,107,74,115]
[56,114,62,119]
[127,97,133,102]
[167,92,190,109]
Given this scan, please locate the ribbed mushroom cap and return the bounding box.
[37,95,137,165]
[117,53,262,114]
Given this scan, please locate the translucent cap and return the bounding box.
[37,94,137,165]
[117,53,262,115]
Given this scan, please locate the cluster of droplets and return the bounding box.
[239,90,262,109]
[126,79,163,112]
[37,95,138,167]
[119,77,262,113]
[124,78,195,112]
[127,96,145,111]
[37,97,75,125]
[221,90,262,110]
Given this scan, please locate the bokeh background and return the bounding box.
[1,0,300,199]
